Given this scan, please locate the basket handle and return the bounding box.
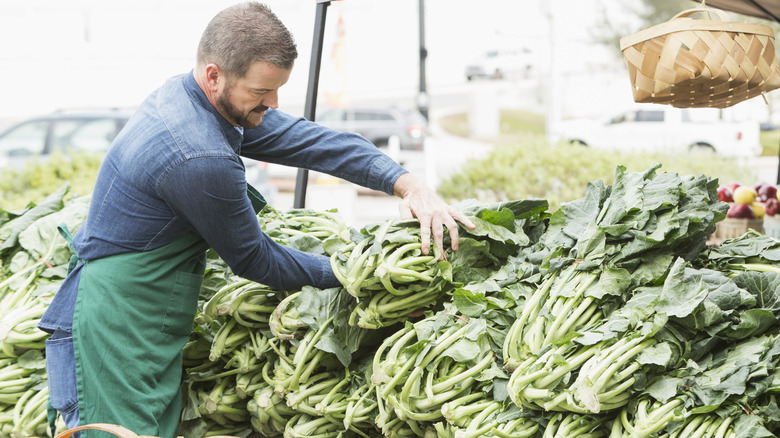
[671,7,730,22]
[55,423,140,438]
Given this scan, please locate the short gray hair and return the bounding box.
[196,2,298,79]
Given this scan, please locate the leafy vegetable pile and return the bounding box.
[2,164,780,438]
[0,185,87,437]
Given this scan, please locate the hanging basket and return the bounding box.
[620,7,780,108]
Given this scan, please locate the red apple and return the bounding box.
[726,181,742,194]
[717,186,733,203]
[727,202,755,219]
[766,198,780,216]
[757,184,778,202]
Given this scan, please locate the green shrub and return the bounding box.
[761,129,780,157]
[436,132,753,211]
[0,150,102,211]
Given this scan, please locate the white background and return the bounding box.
[0,0,773,124]
[0,1,624,117]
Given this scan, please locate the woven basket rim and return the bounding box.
[620,18,774,51]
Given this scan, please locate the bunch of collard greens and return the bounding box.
[496,164,780,437]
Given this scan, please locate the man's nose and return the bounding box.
[263,90,279,110]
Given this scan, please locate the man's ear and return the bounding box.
[204,63,222,92]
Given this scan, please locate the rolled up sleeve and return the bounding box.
[240,109,408,196]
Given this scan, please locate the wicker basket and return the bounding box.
[620,6,780,108]
[711,217,765,244]
[765,215,780,239]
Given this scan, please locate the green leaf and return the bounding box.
[637,341,673,367]
[455,198,548,221]
[447,237,498,272]
[441,338,481,362]
[296,286,366,367]
[477,207,516,232]
[734,413,776,438]
[727,309,776,340]
[585,267,631,300]
[645,377,682,403]
[734,271,780,314]
[286,234,325,254]
[464,318,487,342]
[656,259,707,318]
[18,195,90,264]
[630,253,674,286]
[0,183,70,255]
[452,288,489,318]
[466,215,527,247]
[17,349,46,370]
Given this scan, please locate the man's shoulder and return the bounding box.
[151,76,235,156]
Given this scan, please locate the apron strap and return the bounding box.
[47,397,58,438]
[246,183,268,214]
[58,223,80,274]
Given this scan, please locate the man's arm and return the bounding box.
[160,156,340,291]
[243,109,475,257]
[241,109,404,196]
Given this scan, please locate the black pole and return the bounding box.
[417,0,429,120]
[294,0,331,209]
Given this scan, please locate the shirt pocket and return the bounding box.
[160,270,203,336]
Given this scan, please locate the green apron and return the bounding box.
[71,185,266,438]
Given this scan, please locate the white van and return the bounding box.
[559,105,761,157]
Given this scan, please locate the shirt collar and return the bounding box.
[183,70,244,152]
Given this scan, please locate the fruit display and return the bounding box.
[710,181,778,243]
[719,181,779,220]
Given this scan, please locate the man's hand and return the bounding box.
[393,173,476,259]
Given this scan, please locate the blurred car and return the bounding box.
[0,107,134,168]
[559,105,761,157]
[316,106,428,151]
[465,48,536,81]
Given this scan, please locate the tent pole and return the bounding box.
[294,0,331,209]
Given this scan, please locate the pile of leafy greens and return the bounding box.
[5,165,780,438]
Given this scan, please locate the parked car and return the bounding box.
[559,105,761,158]
[0,107,135,168]
[316,106,428,151]
[464,48,536,81]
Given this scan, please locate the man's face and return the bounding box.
[214,61,292,129]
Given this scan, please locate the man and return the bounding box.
[39,2,474,437]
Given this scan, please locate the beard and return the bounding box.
[215,85,268,129]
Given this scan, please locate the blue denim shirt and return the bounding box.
[39,71,406,334]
